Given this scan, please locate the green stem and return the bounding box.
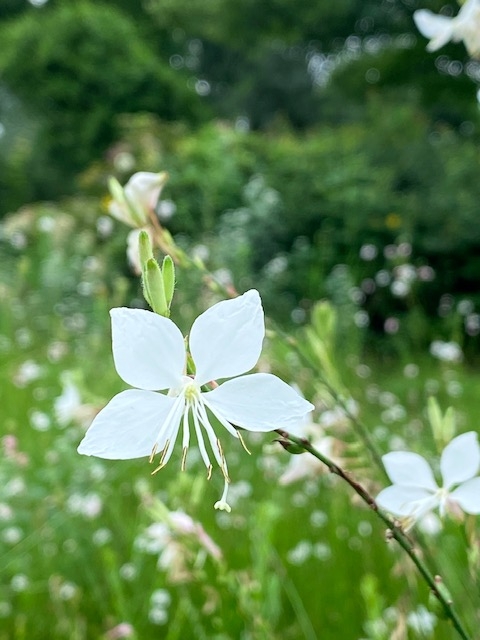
[276,430,472,640]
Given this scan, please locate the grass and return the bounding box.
[0,201,479,639]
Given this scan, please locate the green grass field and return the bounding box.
[0,202,479,640]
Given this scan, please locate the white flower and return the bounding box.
[78,290,314,509]
[376,432,480,525]
[109,171,168,228]
[429,340,463,363]
[414,0,480,57]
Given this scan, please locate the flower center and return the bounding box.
[150,376,232,511]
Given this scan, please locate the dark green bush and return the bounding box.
[0,1,207,214]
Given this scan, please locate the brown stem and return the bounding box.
[276,430,472,640]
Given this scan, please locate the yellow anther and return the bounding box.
[237,430,251,455]
[149,442,158,464]
[181,446,188,471]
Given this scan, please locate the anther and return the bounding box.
[149,442,158,464]
[181,446,188,471]
[159,439,170,465]
[237,430,251,455]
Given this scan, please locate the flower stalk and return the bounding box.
[276,429,472,640]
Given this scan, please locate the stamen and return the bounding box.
[150,396,186,474]
[159,439,171,465]
[207,464,213,480]
[182,402,191,450]
[149,442,158,464]
[236,430,251,455]
[196,402,223,468]
[202,398,239,439]
[192,402,212,471]
[181,446,188,471]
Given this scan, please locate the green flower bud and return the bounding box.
[275,438,306,455]
[138,230,154,270]
[145,258,169,317]
[108,176,125,203]
[162,255,175,309]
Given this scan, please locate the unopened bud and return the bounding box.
[139,230,154,268]
[162,255,175,309]
[275,438,306,455]
[145,258,168,317]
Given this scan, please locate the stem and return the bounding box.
[276,430,472,640]
[290,333,388,480]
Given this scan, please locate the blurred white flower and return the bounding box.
[414,0,480,57]
[429,340,463,363]
[377,432,480,526]
[67,492,103,519]
[106,622,135,639]
[108,171,168,228]
[78,290,313,510]
[137,510,221,583]
[54,373,95,427]
[407,605,437,635]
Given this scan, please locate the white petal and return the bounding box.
[440,431,480,489]
[376,485,437,518]
[111,308,185,391]
[190,290,265,386]
[450,477,480,514]
[125,171,166,212]
[382,451,438,491]
[413,10,453,50]
[202,373,315,433]
[77,390,175,459]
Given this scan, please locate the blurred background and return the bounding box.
[1,1,480,639]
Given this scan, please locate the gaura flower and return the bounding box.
[108,171,168,228]
[78,290,314,510]
[414,0,480,57]
[376,431,480,527]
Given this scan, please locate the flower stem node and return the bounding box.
[275,438,307,455]
[77,290,314,509]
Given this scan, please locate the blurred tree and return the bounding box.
[0,1,207,211]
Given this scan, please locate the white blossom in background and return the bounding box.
[78,290,314,510]
[414,0,480,57]
[108,171,168,228]
[136,510,221,583]
[377,431,480,527]
[429,340,463,363]
[54,373,96,428]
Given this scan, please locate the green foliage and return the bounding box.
[144,101,480,343]
[2,198,478,639]
[0,1,206,212]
